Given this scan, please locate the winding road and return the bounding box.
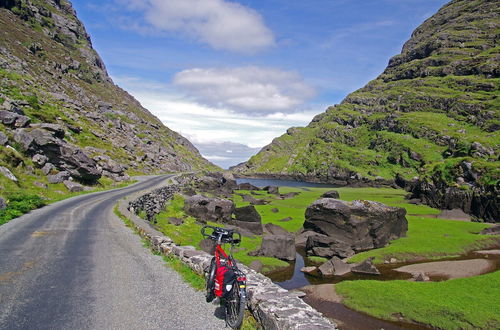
[0,175,226,329]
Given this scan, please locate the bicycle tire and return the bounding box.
[225,286,246,329]
[206,257,216,303]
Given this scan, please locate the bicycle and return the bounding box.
[201,225,247,329]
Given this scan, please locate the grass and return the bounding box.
[348,216,497,263]
[336,271,500,329]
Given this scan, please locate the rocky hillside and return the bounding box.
[0,0,217,195]
[234,0,499,222]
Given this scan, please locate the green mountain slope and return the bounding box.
[0,0,218,196]
[234,0,499,221]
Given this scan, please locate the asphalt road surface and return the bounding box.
[0,175,227,329]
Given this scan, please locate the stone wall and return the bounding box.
[118,179,337,330]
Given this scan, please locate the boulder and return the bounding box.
[250,235,296,261]
[480,225,500,235]
[234,205,261,223]
[264,186,280,195]
[32,154,48,167]
[304,198,407,258]
[231,220,263,235]
[0,166,18,182]
[241,194,267,205]
[0,131,7,145]
[318,257,352,276]
[300,266,317,274]
[0,110,30,127]
[281,192,299,199]
[168,217,184,226]
[263,223,289,236]
[279,217,293,222]
[47,171,71,184]
[237,182,260,190]
[184,195,234,223]
[351,257,380,275]
[306,234,355,259]
[41,163,55,175]
[321,190,340,199]
[412,272,430,282]
[0,197,6,210]
[63,180,84,192]
[271,208,279,213]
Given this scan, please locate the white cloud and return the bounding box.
[117,0,275,53]
[173,67,315,114]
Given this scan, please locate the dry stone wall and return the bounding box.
[119,179,337,330]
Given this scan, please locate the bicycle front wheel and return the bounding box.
[206,257,216,303]
[225,286,246,329]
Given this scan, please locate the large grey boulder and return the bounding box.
[48,171,71,184]
[304,198,407,258]
[14,127,101,182]
[63,180,84,192]
[184,195,234,223]
[250,235,296,261]
[0,110,30,127]
[351,257,380,275]
[321,190,340,199]
[232,205,263,235]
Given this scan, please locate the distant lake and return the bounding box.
[235,178,339,188]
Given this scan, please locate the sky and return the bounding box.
[71,0,449,169]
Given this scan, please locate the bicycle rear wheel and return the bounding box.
[225,286,245,329]
[205,257,216,303]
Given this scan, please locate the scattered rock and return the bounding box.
[300,266,317,274]
[33,181,48,189]
[263,223,289,236]
[281,192,299,199]
[0,197,6,210]
[321,190,340,199]
[0,110,30,127]
[271,208,279,213]
[412,272,430,282]
[47,171,71,184]
[0,166,18,182]
[168,217,184,226]
[278,217,293,222]
[351,258,381,275]
[237,182,260,190]
[264,186,280,195]
[479,225,499,235]
[184,195,234,223]
[41,163,55,175]
[63,180,84,192]
[0,131,7,145]
[318,257,352,276]
[32,154,48,167]
[241,194,267,205]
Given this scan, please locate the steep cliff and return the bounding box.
[234,0,499,221]
[0,0,218,195]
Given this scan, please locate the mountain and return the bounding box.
[0,0,218,194]
[233,0,499,222]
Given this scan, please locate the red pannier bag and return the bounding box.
[214,264,236,298]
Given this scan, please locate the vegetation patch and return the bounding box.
[336,271,500,329]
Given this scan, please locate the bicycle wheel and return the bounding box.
[225,286,245,329]
[205,257,216,303]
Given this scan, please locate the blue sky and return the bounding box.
[71,0,449,169]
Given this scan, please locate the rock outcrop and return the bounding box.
[304,198,408,258]
[0,0,217,195]
[233,0,499,222]
[184,195,235,223]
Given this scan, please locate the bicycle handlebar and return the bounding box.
[201,225,241,244]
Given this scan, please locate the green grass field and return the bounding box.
[336,271,500,329]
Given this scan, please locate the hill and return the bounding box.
[233,0,499,222]
[0,0,217,199]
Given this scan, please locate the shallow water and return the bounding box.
[235,177,339,188]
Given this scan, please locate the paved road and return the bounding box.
[0,176,226,329]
